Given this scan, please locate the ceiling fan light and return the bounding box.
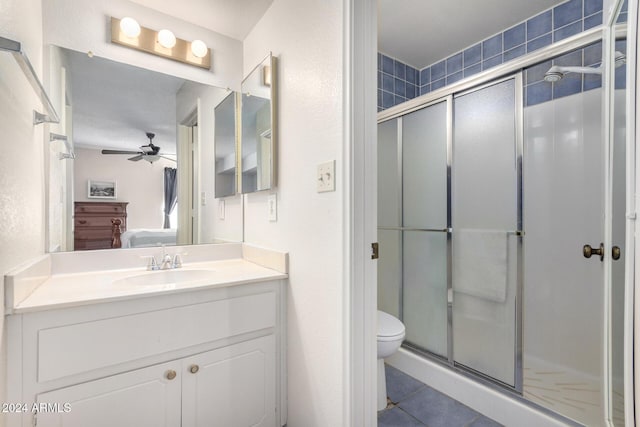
[120,17,141,38]
[191,40,208,58]
[158,29,176,48]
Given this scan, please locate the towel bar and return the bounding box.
[0,36,60,124]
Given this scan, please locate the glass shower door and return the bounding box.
[451,77,520,387]
[401,100,449,358]
[376,99,450,359]
[377,118,401,318]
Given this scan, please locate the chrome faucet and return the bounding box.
[172,253,183,268]
[159,245,173,270]
[143,246,185,270]
[160,253,173,270]
[142,255,160,271]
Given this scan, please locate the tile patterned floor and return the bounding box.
[378,365,503,427]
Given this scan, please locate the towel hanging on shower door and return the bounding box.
[452,229,508,303]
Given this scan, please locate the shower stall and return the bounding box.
[376,3,632,425]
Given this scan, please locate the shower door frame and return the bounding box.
[379,95,454,363]
[379,75,524,392]
[450,75,524,392]
[378,19,636,425]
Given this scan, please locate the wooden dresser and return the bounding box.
[74,201,128,251]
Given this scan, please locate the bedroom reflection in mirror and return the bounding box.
[46,46,243,252]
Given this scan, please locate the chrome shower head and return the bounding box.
[543,66,564,82]
[543,51,625,83]
[543,64,603,82]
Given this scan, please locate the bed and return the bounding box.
[117,228,177,248]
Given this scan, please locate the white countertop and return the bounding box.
[5,244,289,314]
[13,259,286,314]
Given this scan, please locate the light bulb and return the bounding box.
[120,17,141,38]
[191,40,208,58]
[158,29,176,48]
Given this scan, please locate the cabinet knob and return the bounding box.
[166,370,177,380]
[189,364,199,374]
[78,220,87,224]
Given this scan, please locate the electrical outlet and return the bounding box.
[268,194,277,221]
[219,199,225,220]
[317,160,336,193]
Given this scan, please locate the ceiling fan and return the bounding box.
[101,132,176,164]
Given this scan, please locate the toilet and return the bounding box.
[377,310,406,411]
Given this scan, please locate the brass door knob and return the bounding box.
[166,370,177,380]
[612,246,621,260]
[583,243,604,261]
[189,364,199,374]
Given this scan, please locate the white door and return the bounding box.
[181,335,276,427]
[35,361,181,427]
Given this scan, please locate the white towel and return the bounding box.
[452,229,508,303]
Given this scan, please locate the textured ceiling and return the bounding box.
[66,48,187,155]
[378,0,566,69]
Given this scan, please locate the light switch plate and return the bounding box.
[317,160,336,193]
[268,194,277,221]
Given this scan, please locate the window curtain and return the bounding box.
[163,167,178,228]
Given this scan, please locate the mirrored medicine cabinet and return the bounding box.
[214,53,277,197]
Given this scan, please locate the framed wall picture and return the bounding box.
[88,180,117,199]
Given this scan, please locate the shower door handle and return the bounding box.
[583,243,604,261]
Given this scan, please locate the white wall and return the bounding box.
[523,90,604,378]
[43,0,242,90]
[242,0,346,425]
[0,0,45,421]
[74,147,174,229]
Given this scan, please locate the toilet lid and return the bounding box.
[378,310,405,338]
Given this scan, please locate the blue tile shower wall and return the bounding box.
[378,54,420,110]
[378,0,608,111]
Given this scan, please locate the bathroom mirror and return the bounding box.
[46,46,243,252]
[214,92,238,198]
[240,54,277,193]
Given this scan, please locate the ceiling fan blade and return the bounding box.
[160,155,177,163]
[128,154,144,161]
[102,149,141,155]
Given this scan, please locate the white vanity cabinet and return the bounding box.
[35,360,182,427]
[6,280,286,427]
[181,336,275,426]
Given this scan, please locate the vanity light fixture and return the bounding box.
[158,29,176,48]
[110,17,211,70]
[191,39,208,58]
[120,17,141,38]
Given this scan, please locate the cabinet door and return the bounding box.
[35,361,181,427]
[182,335,276,427]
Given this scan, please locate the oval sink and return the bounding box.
[113,269,215,287]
